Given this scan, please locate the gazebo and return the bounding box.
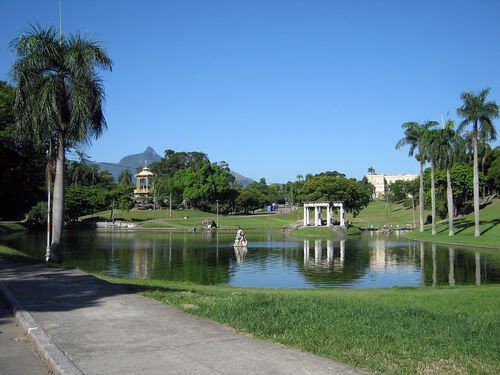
[134,167,154,197]
[303,201,345,227]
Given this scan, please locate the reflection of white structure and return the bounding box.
[302,239,346,270]
[303,201,345,227]
[365,173,418,199]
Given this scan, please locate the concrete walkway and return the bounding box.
[0,259,372,375]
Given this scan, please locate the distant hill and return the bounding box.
[229,170,255,187]
[98,147,255,187]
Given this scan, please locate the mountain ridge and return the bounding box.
[98,147,255,187]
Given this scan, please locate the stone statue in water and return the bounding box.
[234,228,248,247]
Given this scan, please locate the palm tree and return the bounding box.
[118,169,132,186]
[432,120,464,236]
[10,25,112,261]
[396,121,437,232]
[296,174,303,182]
[426,127,442,235]
[457,88,499,237]
[367,166,375,174]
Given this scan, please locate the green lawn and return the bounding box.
[346,199,429,227]
[0,223,28,234]
[86,208,302,230]
[404,198,500,249]
[98,274,500,375]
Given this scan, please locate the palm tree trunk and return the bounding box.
[473,130,480,237]
[419,160,425,232]
[412,195,416,229]
[431,161,436,235]
[49,133,65,262]
[446,167,454,236]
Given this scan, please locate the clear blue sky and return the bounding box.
[2,0,499,183]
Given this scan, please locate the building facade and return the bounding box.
[365,173,418,199]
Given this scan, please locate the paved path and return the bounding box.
[0,294,52,375]
[0,259,372,375]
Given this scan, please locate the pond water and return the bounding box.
[2,230,500,288]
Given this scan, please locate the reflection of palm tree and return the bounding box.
[457,88,499,237]
[11,26,112,261]
[396,121,437,232]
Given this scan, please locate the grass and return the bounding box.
[346,200,429,228]
[0,223,28,234]
[404,198,500,249]
[1,244,499,374]
[96,274,500,375]
[292,226,338,237]
[291,226,361,237]
[85,208,302,230]
[139,221,175,229]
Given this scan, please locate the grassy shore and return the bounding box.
[345,199,429,228]
[0,223,28,234]
[95,275,500,375]
[404,198,500,249]
[1,245,498,374]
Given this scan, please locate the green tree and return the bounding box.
[457,88,499,237]
[297,176,371,216]
[396,121,437,232]
[118,169,132,186]
[10,25,112,261]
[0,81,46,220]
[367,166,375,174]
[430,120,464,236]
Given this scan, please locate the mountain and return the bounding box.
[98,147,255,186]
[229,170,255,187]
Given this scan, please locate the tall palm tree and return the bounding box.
[367,166,375,174]
[10,25,112,262]
[457,88,499,237]
[432,120,464,236]
[396,121,437,232]
[426,127,442,235]
[118,169,132,186]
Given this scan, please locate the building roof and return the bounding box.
[135,167,154,177]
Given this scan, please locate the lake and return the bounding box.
[2,230,500,288]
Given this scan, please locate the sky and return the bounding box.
[1,0,500,183]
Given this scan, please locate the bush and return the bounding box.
[26,201,47,225]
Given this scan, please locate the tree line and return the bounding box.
[396,88,499,237]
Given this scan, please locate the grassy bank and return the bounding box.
[1,245,498,374]
[0,223,28,234]
[404,198,500,249]
[291,226,362,237]
[99,275,499,375]
[346,200,429,227]
[86,208,302,230]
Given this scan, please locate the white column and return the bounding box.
[340,239,345,266]
[306,208,310,226]
[340,204,345,227]
[314,207,318,226]
[303,205,307,226]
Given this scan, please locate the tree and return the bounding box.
[431,120,464,236]
[118,169,132,186]
[10,25,112,261]
[296,176,371,216]
[426,127,442,235]
[296,174,303,182]
[457,88,499,237]
[367,166,375,174]
[396,121,437,232]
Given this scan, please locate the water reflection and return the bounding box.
[2,230,500,288]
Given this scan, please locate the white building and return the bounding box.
[365,173,418,199]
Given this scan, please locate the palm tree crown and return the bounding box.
[10,25,112,261]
